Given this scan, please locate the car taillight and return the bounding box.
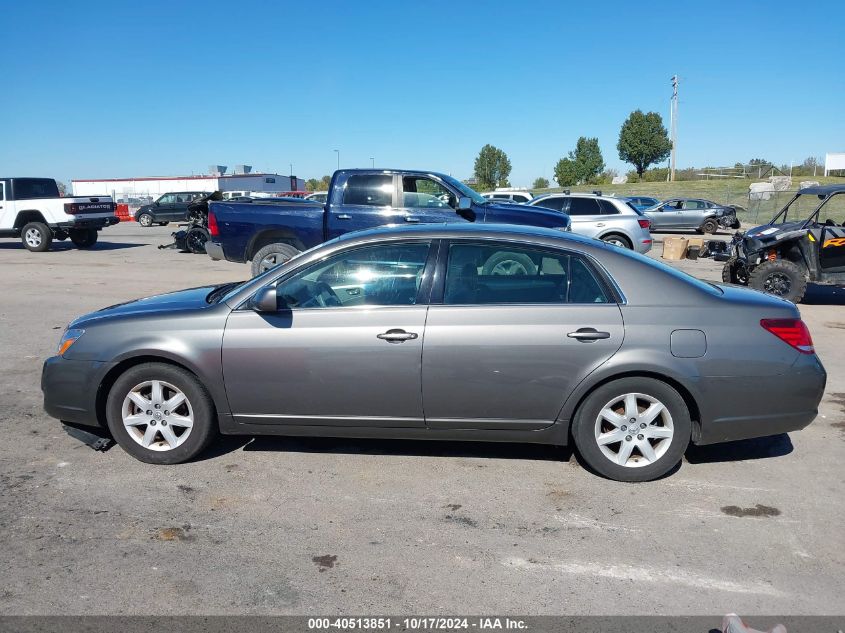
[638,218,651,229]
[207,211,219,237]
[64,203,80,215]
[760,318,814,354]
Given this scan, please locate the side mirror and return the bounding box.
[457,196,472,211]
[253,287,278,312]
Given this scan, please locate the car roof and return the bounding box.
[797,183,845,196]
[333,222,596,247]
[533,192,622,202]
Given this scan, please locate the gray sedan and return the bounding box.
[645,198,741,233]
[42,224,825,482]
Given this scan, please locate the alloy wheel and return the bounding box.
[763,272,791,296]
[490,259,529,275]
[121,380,194,451]
[593,392,674,468]
[25,228,42,248]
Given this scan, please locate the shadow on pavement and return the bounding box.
[800,283,845,305]
[0,242,147,251]
[685,433,793,464]
[226,435,570,462]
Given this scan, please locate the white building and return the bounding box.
[72,167,305,201]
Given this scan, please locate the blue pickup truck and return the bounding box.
[205,169,571,275]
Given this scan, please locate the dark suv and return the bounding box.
[135,192,210,227]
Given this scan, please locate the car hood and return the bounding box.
[489,201,571,227]
[69,285,223,327]
[744,221,805,240]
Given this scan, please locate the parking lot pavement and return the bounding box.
[0,224,843,615]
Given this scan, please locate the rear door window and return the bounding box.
[12,178,60,200]
[567,197,602,216]
[443,242,610,305]
[343,175,394,206]
[598,199,620,215]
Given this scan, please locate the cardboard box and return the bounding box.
[662,236,689,260]
[686,237,705,250]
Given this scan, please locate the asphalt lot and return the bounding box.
[0,223,843,615]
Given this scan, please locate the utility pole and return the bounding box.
[370,157,375,168]
[669,75,679,182]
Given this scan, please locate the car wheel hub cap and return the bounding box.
[764,273,791,295]
[25,229,41,246]
[491,260,528,275]
[121,380,194,451]
[594,392,674,468]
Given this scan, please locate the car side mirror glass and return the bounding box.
[253,286,278,312]
[457,196,472,211]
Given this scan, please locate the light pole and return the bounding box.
[334,149,340,171]
[370,157,375,168]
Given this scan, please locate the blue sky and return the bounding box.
[1,0,843,187]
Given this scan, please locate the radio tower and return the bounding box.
[669,75,679,182]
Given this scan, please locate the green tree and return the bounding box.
[617,110,672,179]
[533,177,549,189]
[554,136,605,186]
[473,144,512,190]
[305,178,321,192]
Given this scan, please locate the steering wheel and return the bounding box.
[298,281,341,308]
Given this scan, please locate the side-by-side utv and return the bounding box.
[722,184,845,303]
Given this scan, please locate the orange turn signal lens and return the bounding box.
[57,329,84,356]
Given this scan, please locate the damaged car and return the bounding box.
[645,198,741,234]
[722,184,845,303]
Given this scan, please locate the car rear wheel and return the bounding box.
[105,363,218,465]
[748,259,807,303]
[721,257,748,285]
[701,219,718,234]
[69,228,98,249]
[251,242,302,276]
[572,377,691,482]
[600,233,632,249]
[22,222,53,252]
[137,213,153,227]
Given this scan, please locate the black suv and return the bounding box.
[135,192,210,227]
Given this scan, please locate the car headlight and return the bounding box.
[57,328,84,356]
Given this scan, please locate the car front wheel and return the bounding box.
[105,362,218,464]
[572,377,691,482]
[748,259,807,303]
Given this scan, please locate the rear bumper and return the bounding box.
[42,356,111,428]
[54,216,119,230]
[694,354,826,445]
[206,241,225,261]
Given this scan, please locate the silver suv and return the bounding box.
[528,193,652,253]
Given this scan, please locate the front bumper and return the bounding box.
[694,354,826,445]
[206,241,225,261]
[41,356,112,428]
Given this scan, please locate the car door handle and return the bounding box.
[377,329,419,343]
[404,216,420,223]
[337,214,352,220]
[567,328,611,341]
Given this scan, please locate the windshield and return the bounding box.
[440,175,487,206]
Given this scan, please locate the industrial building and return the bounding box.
[71,165,305,201]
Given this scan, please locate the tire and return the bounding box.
[105,362,218,465]
[21,222,53,252]
[721,257,748,285]
[572,377,691,482]
[186,226,209,254]
[748,259,808,303]
[251,242,302,277]
[481,251,538,276]
[600,233,632,249]
[137,213,154,227]
[69,228,98,249]
[158,222,169,226]
[701,219,718,234]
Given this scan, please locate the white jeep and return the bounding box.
[0,178,118,251]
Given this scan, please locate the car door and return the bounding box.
[421,240,624,430]
[325,174,404,240]
[566,197,604,238]
[652,200,683,228]
[679,199,706,228]
[0,180,10,227]
[398,175,468,226]
[221,240,435,427]
[154,194,176,220]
